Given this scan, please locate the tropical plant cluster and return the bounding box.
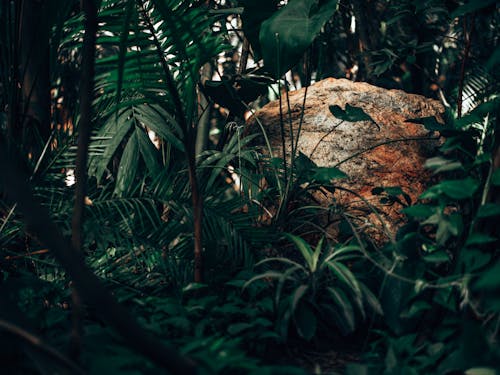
[0,0,498,374]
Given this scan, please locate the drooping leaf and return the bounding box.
[423,250,450,263]
[114,130,140,196]
[259,0,339,78]
[477,203,500,218]
[283,233,314,271]
[359,282,383,316]
[326,287,356,334]
[403,204,436,219]
[239,0,279,59]
[312,166,348,182]
[424,156,464,174]
[136,127,161,176]
[420,178,479,200]
[294,302,317,340]
[491,169,500,186]
[466,233,498,246]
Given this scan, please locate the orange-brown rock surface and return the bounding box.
[248,78,444,241]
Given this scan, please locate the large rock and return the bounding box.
[248,78,444,241]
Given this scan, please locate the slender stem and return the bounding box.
[140,1,203,281]
[69,0,98,361]
[237,36,250,75]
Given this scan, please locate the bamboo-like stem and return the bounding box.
[139,0,203,281]
[69,0,98,361]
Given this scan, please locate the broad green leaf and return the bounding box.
[474,261,500,289]
[403,204,435,218]
[421,178,479,200]
[466,233,497,246]
[492,169,500,186]
[461,248,492,272]
[423,250,450,263]
[406,116,443,131]
[312,166,348,182]
[329,104,375,123]
[477,203,500,218]
[239,0,279,58]
[114,130,140,196]
[260,0,339,78]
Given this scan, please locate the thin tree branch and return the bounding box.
[69,0,98,360]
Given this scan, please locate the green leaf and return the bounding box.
[182,283,208,293]
[421,178,479,200]
[311,237,324,273]
[136,127,161,176]
[403,204,436,218]
[423,250,450,263]
[283,233,314,271]
[227,322,253,335]
[359,283,383,316]
[492,169,500,186]
[260,0,339,78]
[477,203,500,218]
[424,157,463,174]
[464,368,497,375]
[135,105,185,152]
[114,130,140,196]
[474,261,500,290]
[291,284,309,314]
[240,0,279,58]
[294,302,317,340]
[327,261,361,295]
[329,104,375,123]
[312,166,348,182]
[407,116,443,131]
[326,287,356,334]
[466,233,497,246]
[89,109,134,182]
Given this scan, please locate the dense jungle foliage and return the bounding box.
[0,0,499,374]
